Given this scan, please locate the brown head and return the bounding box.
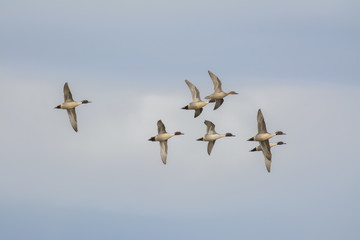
[277,141,286,145]
[181,105,189,109]
[174,131,184,135]
[275,131,286,136]
[227,91,238,95]
[54,105,61,109]
[81,100,91,104]
[225,133,235,137]
[148,136,156,141]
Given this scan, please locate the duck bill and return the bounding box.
[196,137,203,141]
[247,137,254,141]
[54,105,61,109]
[182,105,189,109]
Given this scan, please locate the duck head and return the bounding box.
[225,133,235,137]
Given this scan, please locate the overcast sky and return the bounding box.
[1,0,359,239]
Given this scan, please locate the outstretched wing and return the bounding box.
[160,141,168,164]
[64,82,74,102]
[260,139,272,162]
[208,70,223,92]
[66,108,78,132]
[185,80,201,102]
[204,120,216,134]
[157,120,166,134]
[257,109,267,134]
[214,99,224,110]
[207,140,216,155]
[194,108,203,118]
[264,156,271,173]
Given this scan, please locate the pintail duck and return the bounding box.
[204,70,238,110]
[197,120,235,155]
[54,82,91,132]
[148,120,184,164]
[248,109,286,172]
[250,141,286,173]
[182,80,209,118]
[250,141,286,152]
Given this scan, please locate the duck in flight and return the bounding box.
[248,109,286,172]
[250,141,286,152]
[204,70,238,110]
[197,120,235,155]
[182,80,209,118]
[54,82,91,132]
[148,120,184,164]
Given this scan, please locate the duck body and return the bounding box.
[202,133,226,141]
[205,91,228,100]
[57,101,82,109]
[248,133,276,142]
[152,133,176,142]
[250,141,286,152]
[186,101,209,110]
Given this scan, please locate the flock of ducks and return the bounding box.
[55,71,286,172]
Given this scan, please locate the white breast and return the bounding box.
[156,133,174,141]
[61,101,82,109]
[203,134,225,141]
[255,133,275,141]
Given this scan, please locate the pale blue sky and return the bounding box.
[1,0,359,239]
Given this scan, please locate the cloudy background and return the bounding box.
[1,0,359,239]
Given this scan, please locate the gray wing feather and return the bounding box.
[264,156,271,173]
[214,99,224,110]
[260,140,272,161]
[64,82,74,102]
[257,109,267,134]
[185,80,201,102]
[194,108,203,118]
[160,141,168,164]
[157,120,166,134]
[204,120,216,134]
[208,70,223,92]
[66,108,78,132]
[207,140,216,155]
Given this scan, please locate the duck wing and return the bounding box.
[66,108,78,132]
[185,80,201,102]
[207,140,216,155]
[204,120,216,134]
[194,108,203,118]
[264,156,271,173]
[64,82,74,102]
[157,120,167,134]
[160,140,168,164]
[214,99,224,110]
[208,70,223,93]
[257,109,267,134]
[260,139,272,163]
